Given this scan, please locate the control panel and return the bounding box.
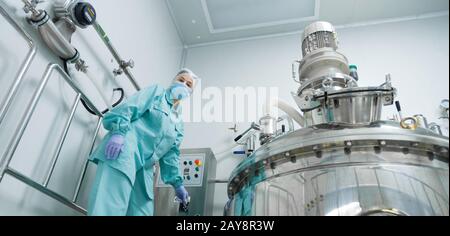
[157,154,206,187]
[154,149,216,216]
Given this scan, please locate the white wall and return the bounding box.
[0,0,183,215]
[183,16,450,216]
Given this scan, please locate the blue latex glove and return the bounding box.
[105,134,125,160]
[175,185,190,206]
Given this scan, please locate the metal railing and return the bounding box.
[0,63,104,215]
[0,4,37,126]
[1,3,137,215]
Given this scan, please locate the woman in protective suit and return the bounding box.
[87,69,199,216]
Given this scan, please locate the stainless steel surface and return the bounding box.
[36,11,78,60]
[298,49,350,84]
[154,149,217,216]
[246,133,257,154]
[311,87,395,125]
[43,94,81,187]
[302,21,337,42]
[72,117,102,203]
[299,22,346,81]
[302,21,338,57]
[278,115,294,134]
[414,114,429,129]
[93,21,141,91]
[297,73,356,96]
[0,5,37,126]
[5,168,86,214]
[54,0,88,29]
[21,0,40,15]
[429,123,443,136]
[225,121,449,216]
[292,21,398,127]
[259,115,277,136]
[54,17,77,42]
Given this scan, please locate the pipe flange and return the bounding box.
[29,9,49,26]
[66,49,80,64]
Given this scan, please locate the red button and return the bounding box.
[195,160,202,166]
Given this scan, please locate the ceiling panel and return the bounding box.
[166,0,449,46]
[204,0,317,32]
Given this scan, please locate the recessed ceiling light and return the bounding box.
[192,19,197,24]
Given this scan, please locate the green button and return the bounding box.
[195,167,200,172]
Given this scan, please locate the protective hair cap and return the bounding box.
[175,68,200,89]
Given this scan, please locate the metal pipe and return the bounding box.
[5,168,87,215]
[37,12,78,60]
[278,115,295,133]
[267,99,305,127]
[0,64,102,182]
[0,5,37,126]
[72,117,102,202]
[43,94,81,187]
[55,65,104,117]
[234,122,260,142]
[93,21,141,91]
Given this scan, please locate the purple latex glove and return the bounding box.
[105,134,125,160]
[175,185,190,206]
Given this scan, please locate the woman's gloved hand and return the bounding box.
[175,185,190,206]
[105,134,125,160]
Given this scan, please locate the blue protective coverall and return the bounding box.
[88,85,184,216]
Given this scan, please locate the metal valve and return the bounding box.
[114,59,134,76]
[121,59,135,69]
[22,0,43,15]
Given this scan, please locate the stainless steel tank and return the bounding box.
[225,122,449,216]
[292,21,396,126]
[225,21,449,216]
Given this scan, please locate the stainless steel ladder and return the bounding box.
[0,5,104,215]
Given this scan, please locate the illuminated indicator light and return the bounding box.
[195,160,202,166]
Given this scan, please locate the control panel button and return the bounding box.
[195,159,202,166]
